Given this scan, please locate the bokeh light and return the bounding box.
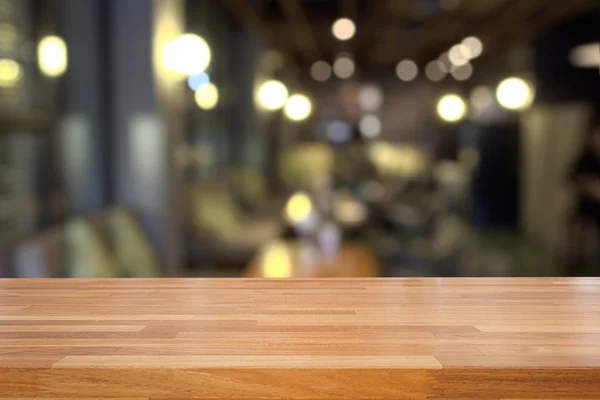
[37,36,67,77]
[284,94,312,121]
[187,72,210,91]
[332,18,356,41]
[570,42,600,68]
[396,60,418,81]
[162,34,211,76]
[449,44,470,66]
[261,243,292,278]
[326,120,353,143]
[425,60,446,82]
[496,77,534,111]
[285,192,313,224]
[462,36,483,58]
[358,84,384,112]
[451,63,473,81]
[359,115,382,138]
[437,94,467,122]
[438,53,451,73]
[333,194,367,227]
[333,56,355,79]
[194,82,219,110]
[257,80,288,110]
[470,85,494,111]
[0,58,21,88]
[310,60,332,82]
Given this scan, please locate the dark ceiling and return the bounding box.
[221,0,599,79]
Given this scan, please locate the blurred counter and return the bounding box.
[245,240,378,278]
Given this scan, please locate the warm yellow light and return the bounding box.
[194,82,219,110]
[333,195,367,226]
[0,58,22,88]
[451,63,473,81]
[359,114,382,138]
[437,94,467,122]
[462,36,483,58]
[438,53,451,73]
[396,59,418,81]
[425,60,446,82]
[358,84,384,112]
[368,142,395,167]
[261,243,292,278]
[496,77,534,111]
[570,42,600,68]
[470,85,493,111]
[37,36,67,77]
[310,60,332,82]
[284,94,312,121]
[332,18,356,41]
[285,191,312,223]
[333,56,355,79]
[162,33,211,76]
[449,44,470,66]
[257,80,288,110]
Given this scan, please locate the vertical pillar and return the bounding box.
[59,0,106,214]
[109,0,185,274]
[230,29,262,167]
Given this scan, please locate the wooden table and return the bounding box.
[245,241,379,277]
[1,278,599,399]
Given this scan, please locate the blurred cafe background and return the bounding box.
[0,0,599,278]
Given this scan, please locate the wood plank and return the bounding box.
[53,355,442,369]
[440,369,600,398]
[0,325,145,332]
[0,367,443,399]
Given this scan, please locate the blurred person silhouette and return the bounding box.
[567,113,600,275]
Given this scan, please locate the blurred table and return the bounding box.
[245,240,379,277]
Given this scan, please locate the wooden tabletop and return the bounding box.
[1,278,599,399]
[245,241,379,277]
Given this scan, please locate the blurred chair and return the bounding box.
[11,208,159,278]
[229,167,271,212]
[66,218,119,278]
[372,184,467,277]
[187,181,282,267]
[108,208,160,277]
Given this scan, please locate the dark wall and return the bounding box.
[534,9,600,106]
[471,121,521,229]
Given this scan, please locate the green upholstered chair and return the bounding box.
[191,183,243,242]
[187,181,281,267]
[108,208,161,277]
[231,167,268,211]
[66,219,119,278]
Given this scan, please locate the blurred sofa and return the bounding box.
[185,179,282,268]
[10,208,159,278]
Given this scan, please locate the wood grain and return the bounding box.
[0,278,599,399]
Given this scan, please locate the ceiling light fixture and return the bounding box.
[332,18,356,41]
